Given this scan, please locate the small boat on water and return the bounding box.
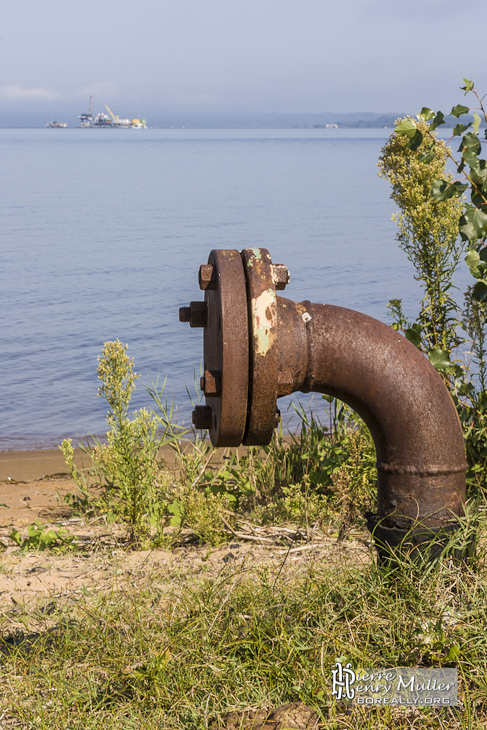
[46,121,67,128]
[79,97,147,128]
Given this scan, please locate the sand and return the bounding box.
[0,443,187,523]
[0,446,369,613]
[0,447,85,525]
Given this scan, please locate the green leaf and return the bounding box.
[453,181,468,196]
[451,363,465,379]
[458,381,475,396]
[453,122,471,137]
[168,500,184,527]
[460,132,481,156]
[463,147,481,172]
[445,643,460,662]
[470,207,487,236]
[431,180,455,201]
[470,161,487,187]
[418,107,435,121]
[451,104,470,118]
[459,213,478,243]
[472,280,487,302]
[404,327,421,348]
[461,78,474,94]
[430,111,445,131]
[472,190,487,209]
[395,118,417,138]
[465,249,480,269]
[9,528,23,547]
[473,112,482,135]
[428,348,451,372]
[406,129,423,151]
[459,205,487,242]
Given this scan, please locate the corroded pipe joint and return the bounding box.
[181,248,467,536]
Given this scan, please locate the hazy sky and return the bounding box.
[1,0,486,117]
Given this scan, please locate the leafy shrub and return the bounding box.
[380,85,487,497]
[60,340,182,546]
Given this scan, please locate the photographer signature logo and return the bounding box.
[331,662,457,706]
[331,662,356,701]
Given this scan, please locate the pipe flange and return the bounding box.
[241,248,278,445]
[201,249,249,446]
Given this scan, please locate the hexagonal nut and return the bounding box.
[188,301,208,328]
[202,369,221,397]
[272,264,290,290]
[192,405,213,430]
[277,370,294,397]
[199,264,216,291]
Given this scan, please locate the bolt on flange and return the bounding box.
[198,264,216,291]
[179,301,208,327]
[192,405,213,430]
[200,369,221,397]
[272,263,290,290]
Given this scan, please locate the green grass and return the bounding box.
[1,527,486,729]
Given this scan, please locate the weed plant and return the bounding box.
[248,400,376,534]
[9,521,76,553]
[60,341,186,547]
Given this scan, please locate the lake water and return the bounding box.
[0,127,464,450]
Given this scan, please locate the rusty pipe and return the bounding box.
[181,248,468,547]
[277,298,467,531]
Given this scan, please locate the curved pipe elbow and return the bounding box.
[181,248,467,535]
[277,298,467,529]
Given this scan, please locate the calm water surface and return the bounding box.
[1,128,453,449]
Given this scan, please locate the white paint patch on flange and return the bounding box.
[252,289,277,355]
[302,312,312,323]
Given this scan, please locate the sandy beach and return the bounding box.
[0,447,83,524]
[0,443,186,524]
[0,447,84,483]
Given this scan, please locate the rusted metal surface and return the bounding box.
[198,264,216,291]
[181,249,249,446]
[181,248,467,531]
[200,369,221,397]
[271,263,291,290]
[280,300,467,529]
[241,248,279,445]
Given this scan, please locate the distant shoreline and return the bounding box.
[0,110,406,130]
[2,116,484,131]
